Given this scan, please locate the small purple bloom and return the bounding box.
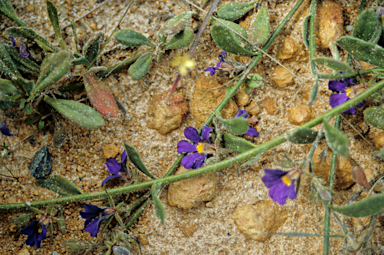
[102,150,130,186]
[328,77,365,114]
[177,126,214,169]
[234,109,259,137]
[80,204,113,237]
[204,51,229,76]
[8,36,30,58]
[261,168,301,205]
[20,220,47,248]
[0,121,13,136]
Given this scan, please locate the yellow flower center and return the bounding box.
[38,227,42,234]
[282,176,292,186]
[345,88,352,97]
[196,143,204,153]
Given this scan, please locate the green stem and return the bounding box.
[309,0,317,74]
[323,115,340,255]
[2,78,384,211]
[318,69,379,79]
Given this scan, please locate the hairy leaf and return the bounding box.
[163,27,194,50]
[217,2,257,21]
[323,119,349,157]
[222,133,256,153]
[128,52,153,80]
[364,107,384,130]
[124,143,157,179]
[248,5,270,45]
[36,175,83,196]
[312,58,354,73]
[331,194,384,217]
[151,183,166,225]
[286,127,319,144]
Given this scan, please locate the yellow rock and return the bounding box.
[236,88,250,107]
[261,97,277,115]
[277,37,301,60]
[103,144,119,159]
[246,101,261,116]
[288,104,315,125]
[271,66,295,88]
[373,133,384,150]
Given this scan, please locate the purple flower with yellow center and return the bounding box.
[102,150,131,186]
[261,168,301,205]
[9,36,30,58]
[0,121,13,136]
[80,204,115,237]
[20,215,51,248]
[177,126,215,169]
[204,51,232,76]
[328,77,365,115]
[234,109,259,137]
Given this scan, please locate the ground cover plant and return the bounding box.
[2,0,384,254]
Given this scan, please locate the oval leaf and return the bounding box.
[331,194,384,217]
[211,18,256,56]
[223,133,256,153]
[124,143,157,179]
[83,72,118,117]
[323,119,349,157]
[248,5,270,45]
[29,145,53,178]
[353,9,382,42]
[36,175,83,196]
[312,58,354,73]
[151,183,166,225]
[112,246,131,255]
[44,96,104,129]
[337,36,384,67]
[128,52,153,80]
[0,78,22,96]
[217,2,257,21]
[364,106,384,130]
[33,51,73,94]
[83,33,103,63]
[159,12,194,35]
[217,114,249,135]
[114,29,154,47]
[286,127,319,144]
[163,27,194,50]
[46,1,64,43]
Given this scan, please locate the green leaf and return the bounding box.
[217,2,257,21]
[73,56,91,66]
[381,147,384,159]
[222,133,256,153]
[0,0,27,27]
[331,194,384,217]
[44,96,104,129]
[248,5,270,45]
[159,12,194,35]
[364,106,384,130]
[14,77,34,95]
[24,102,33,114]
[0,42,20,79]
[211,18,256,57]
[0,78,22,97]
[25,114,40,124]
[246,74,263,88]
[5,46,39,74]
[286,127,319,144]
[308,76,318,106]
[163,27,194,50]
[337,36,384,67]
[323,119,349,157]
[36,175,83,196]
[46,0,65,48]
[216,114,249,135]
[33,51,73,94]
[312,58,354,73]
[5,27,57,52]
[353,9,382,42]
[302,15,311,49]
[114,29,154,47]
[128,52,153,80]
[225,85,235,95]
[151,183,166,225]
[29,145,53,178]
[0,100,19,109]
[124,143,157,179]
[82,33,103,64]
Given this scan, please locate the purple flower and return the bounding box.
[80,204,114,237]
[177,126,214,169]
[204,51,231,76]
[9,36,30,58]
[0,121,13,136]
[328,77,365,115]
[234,109,259,137]
[261,168,301,205]
[102,150,131,186]
[20,220,47,248]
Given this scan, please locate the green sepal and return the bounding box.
[302,15,311,49]
[337,36,384,67]
[151,183,166,225]
[44,96,105,129]
[217,113,249,135]
[5,27,58,52]
[211,18,256,56]
[46,1,65,49]
[286,127,319,144]
[353,9,382,43]
[5,46,40,74]
[330,194,384,217]
[159,12,194,35]
[114,29,154,47]
[82,33,103,64]
[312,58,354,73]
[217,1,257,21]
[124,143,157,179]
[248,5,270,45]
[128,52,153,80]
[323,119,349,157]
[162,27,194,50]
[364,106,384,130]
[36,175,83,196]
[0,0,27,27]
[222,133,256,153]
[33,51,73,94]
